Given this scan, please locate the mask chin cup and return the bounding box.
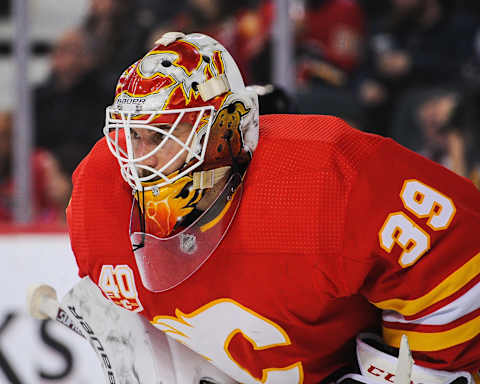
[130,173,242,292]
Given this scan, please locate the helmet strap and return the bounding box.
[192,166,231,190]
[132,186,147,250]
[198,74,230,101]
[223,128,242,177]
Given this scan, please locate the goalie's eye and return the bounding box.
[151,131,166,145]
[130,128,167,145]
[151,124,172,145]
[199,379,218,384]
[131,129,140,140]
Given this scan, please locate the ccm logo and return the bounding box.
[367,365,414,384]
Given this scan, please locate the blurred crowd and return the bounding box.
[2,0,480,226]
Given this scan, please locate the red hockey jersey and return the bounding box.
[67,115,480,383]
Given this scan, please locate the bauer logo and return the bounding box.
[116,98,146,104]
[56,308,84,338]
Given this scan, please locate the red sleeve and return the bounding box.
[342,138,480,372]
[66,154,89,278]
[66,137,133,282]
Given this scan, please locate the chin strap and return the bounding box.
[192,166,231,190]
[132,185,146,251]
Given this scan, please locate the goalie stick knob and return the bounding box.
[26,283,59,320]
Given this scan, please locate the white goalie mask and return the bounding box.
[104,32,258,193]
[103,32,259,292]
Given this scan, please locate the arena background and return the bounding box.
[1,0,479,382]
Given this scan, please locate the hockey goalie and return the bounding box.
[36,31,480,383]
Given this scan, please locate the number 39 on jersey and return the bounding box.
[379,179,456,267]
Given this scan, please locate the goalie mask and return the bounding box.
[103,32,258,292]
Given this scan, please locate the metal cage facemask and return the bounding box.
[104,105,215,191]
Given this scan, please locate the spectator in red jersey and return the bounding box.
[295,0,366,129]
[0,111,71,224]
[297,0,366,87]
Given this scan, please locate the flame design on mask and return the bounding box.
[136,174,203,238]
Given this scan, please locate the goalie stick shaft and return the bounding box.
[54,306,86,338]
[28,285,122,383]
[27,284,86,339]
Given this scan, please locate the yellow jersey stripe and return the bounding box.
[472,371,480,383]
[383,314,480,351]
[372,252,480,316]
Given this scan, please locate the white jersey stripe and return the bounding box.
[383,280,480,325]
